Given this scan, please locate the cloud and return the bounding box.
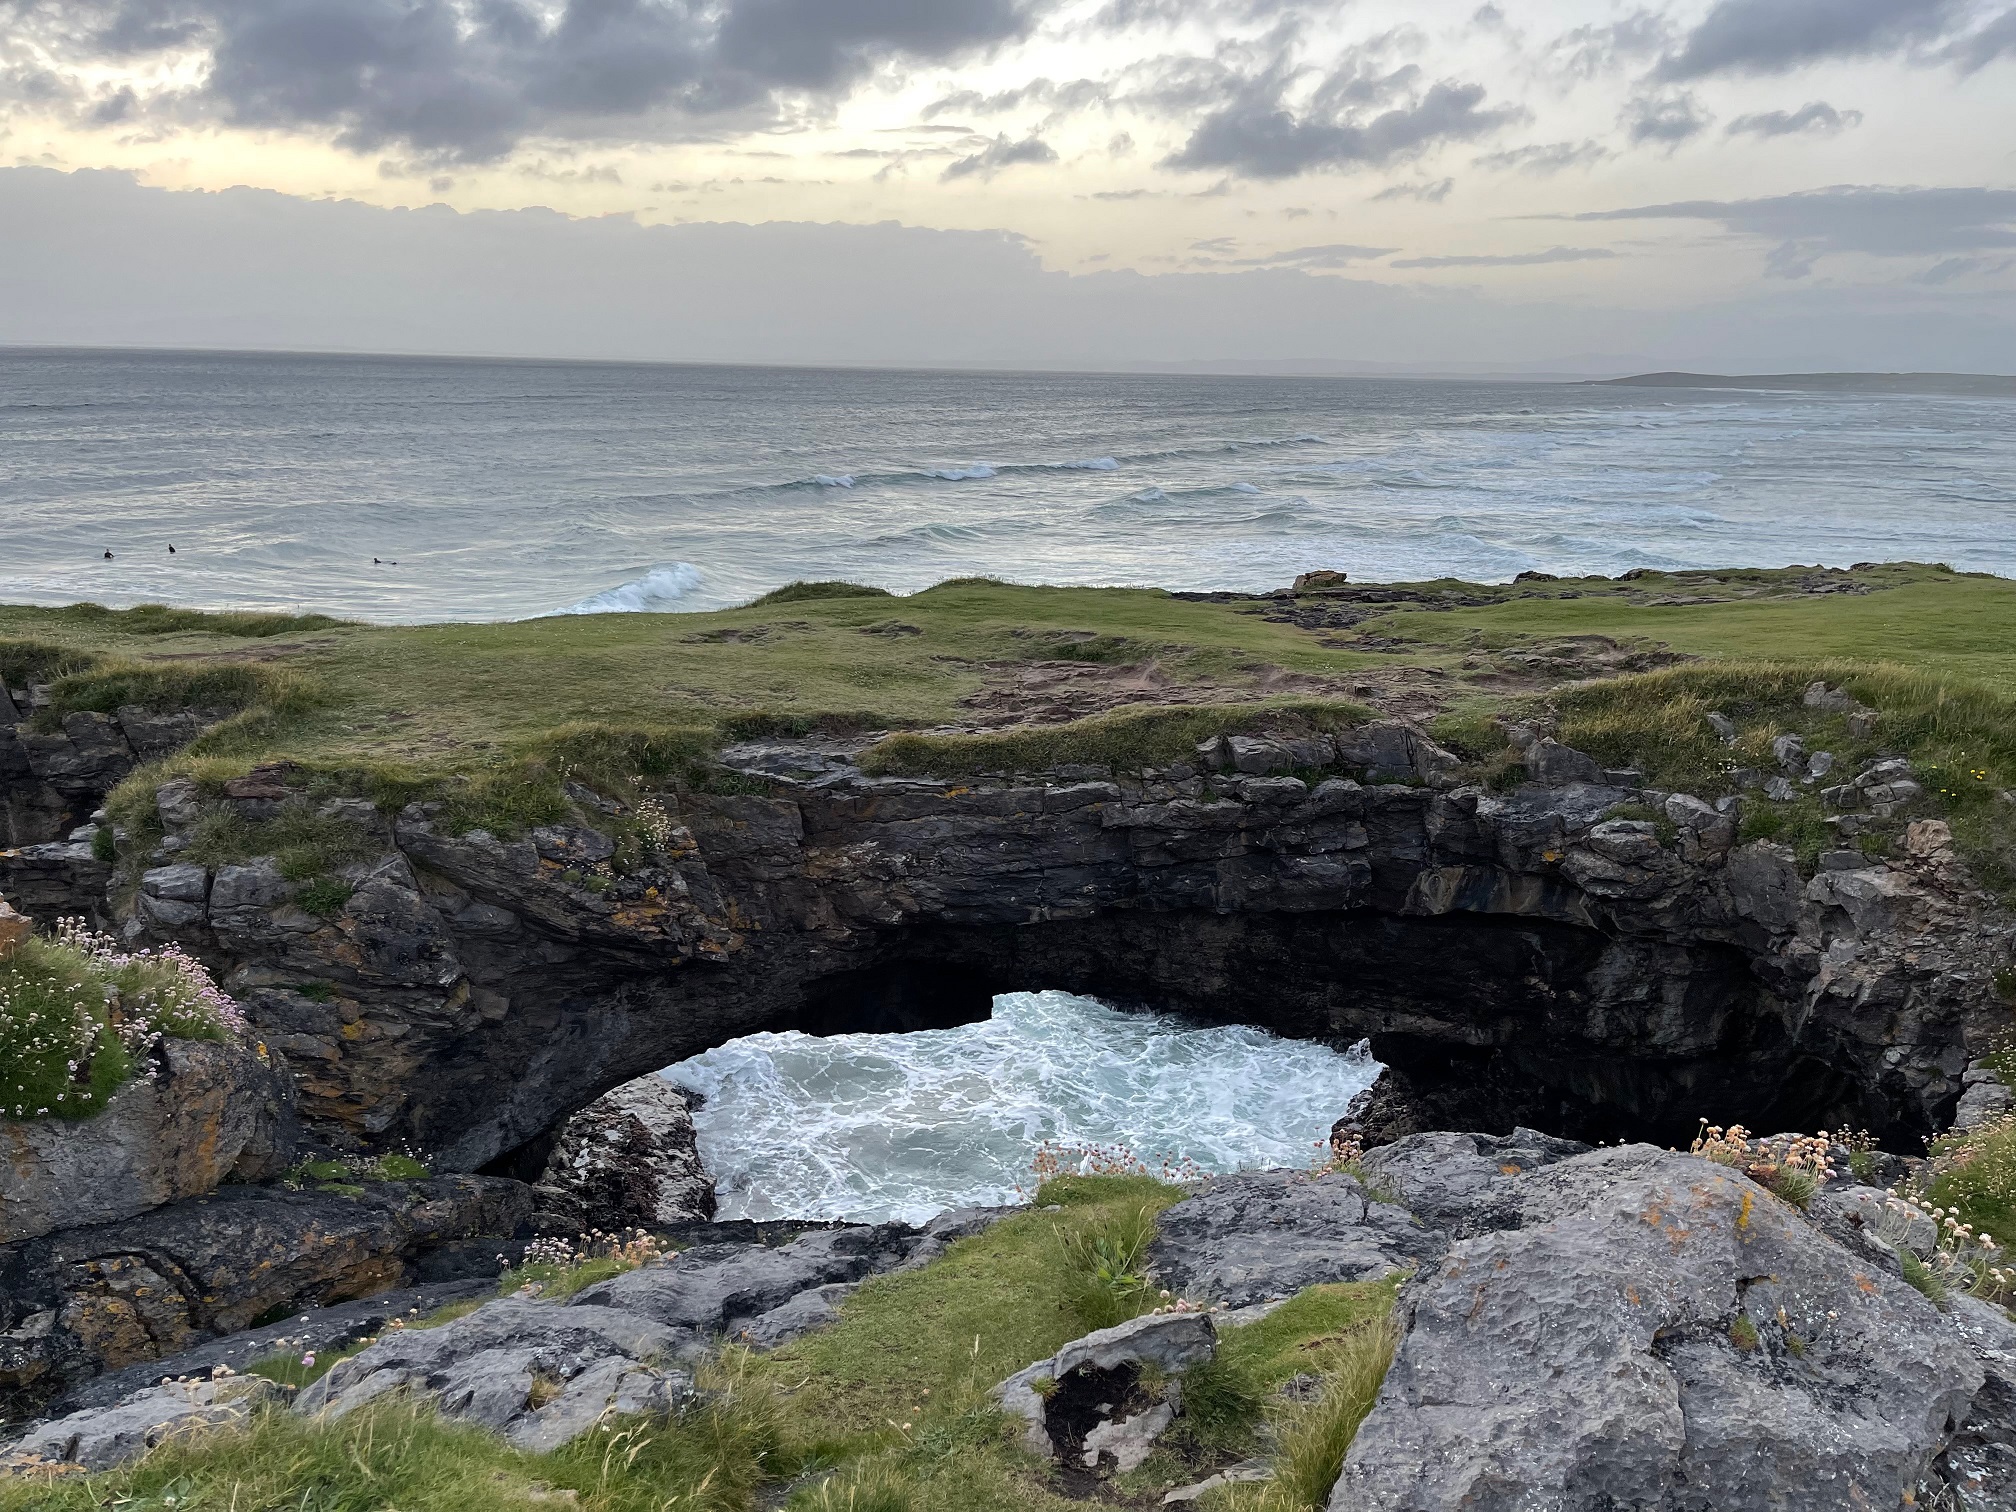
[1914,254,2016,284]
[1655,0,1961,80]
[1726,101,1863,138]
[1546,11,1673,81]
[941,133,1058,179]
[924,76,1108,120]
[1567,183,2016,277]
[1472,140,1606,175]
[1,0,1049,164]
[1625,92,1711,146]
[1391,246,1619,268]
[1164,75,1522,179]
[1371,177,1454,202]
[5,166,2015,372]
[1941,6,2016,70]
[1209,241,1395,267]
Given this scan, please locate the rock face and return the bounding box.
[0,1176,531,1412]
[529,1076,714,1235]
[4,1374,283,1472]
[40,734,1988,1173]
[995,1311,1217,1466]
[1,1037,298,1244]
[297,1297,691,1452]
[291,1211,982,1454]
[1332,1146,1981,1511]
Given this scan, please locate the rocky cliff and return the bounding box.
[11,722,1977,1178]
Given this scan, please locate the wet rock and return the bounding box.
[1150,1170,1444,1306]
[3,1374,282,1472]
[530,1076,715,1236]
[0,1037,296,1244]
[297,1297,689,1451]
[1332,1147,1981,1512]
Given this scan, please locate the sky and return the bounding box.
[3,0,2014,371]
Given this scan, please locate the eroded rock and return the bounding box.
[530,1076,714,1236]
[4,1374,282,1472]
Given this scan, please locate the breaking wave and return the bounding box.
[547,562,702,615]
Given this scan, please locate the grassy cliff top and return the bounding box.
[6,561,2016,869]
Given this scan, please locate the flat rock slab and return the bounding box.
[567,1224,923,1354]
[4,1375,282,1472]
[297,1297,691,1452]
[1355,1128,1591,1239]
[1332,1146,1982,1512]
[1151,1169,1445,1305]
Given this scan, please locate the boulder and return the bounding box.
[0,1037,297,1244]
[1331,1146,1982,1512]
[530,1076,715,1235]
[3,1374,282,1472]
[1353,1129,1590,1239]
[0,898,27,957]
[1524,738,1603,786]
[1150,1170,1445,1306]
[995,1311,1217,1462]
[297,1297,689,1452]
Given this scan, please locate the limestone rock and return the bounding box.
[1150,1170,1444,1306]
[1331,1147,1982,1512]
[4,1374,282,1472]
[1525,738,1602,785]
[0,898,27,957]
[1353,1128,1589,1239]
[297,1297,690,1451]
[995,1311,1217,1461]
[0,1037,297,1244]
[530,1076,715,1236]
[567,1224,920,1356]
[0,1176,532,1407]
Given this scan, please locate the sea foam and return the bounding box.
[549,562,702,615]
[665,989,1380,1225]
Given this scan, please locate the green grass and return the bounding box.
[0,930,236,1121]
[5,1177,1404,1511]
[14,561,2016,882]
[1925,1119,2016,1252]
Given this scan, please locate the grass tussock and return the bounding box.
[859,700,1369,779]
[751,581,896,606]
[1208,1314,1400,1512]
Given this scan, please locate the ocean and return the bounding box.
[5,346,2014,621]
[10,346,2013,1220]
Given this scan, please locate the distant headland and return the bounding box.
[1590,370,2016,396]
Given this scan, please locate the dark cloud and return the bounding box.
[1472,140,1606,175]
[1726,101,1863,138]
[1,0,1047,163]
[1655,0,1960,80]
[1625,92,1710,146]
[1567,184,2016,277]
[1941,6,2016,70]
[1371,177,1454,202]
[1392,246,1618,269]
[940,132,1057,179]
[1164,73,1521,180]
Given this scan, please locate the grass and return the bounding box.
[1924,1118,2016,1252]
[1206,1314,1400,1512]
[5,562,2016,858]
[0,927,238,1121]
[3,1177,1403,1511]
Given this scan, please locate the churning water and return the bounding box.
[663,991,1379,1225]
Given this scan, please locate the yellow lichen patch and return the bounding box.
[1737,1189,1754,1235]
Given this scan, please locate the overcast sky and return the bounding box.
[3,0,2014,370]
